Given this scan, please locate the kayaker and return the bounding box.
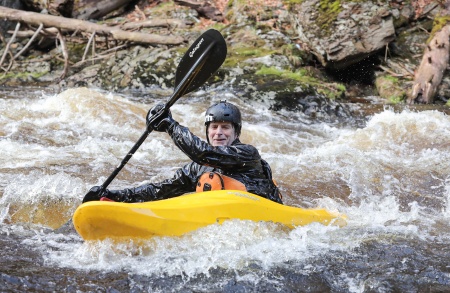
[83,101,283,204]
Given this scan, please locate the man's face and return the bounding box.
[207,122,237,146]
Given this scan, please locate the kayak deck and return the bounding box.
[73,190,347,240]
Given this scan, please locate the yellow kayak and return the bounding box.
[72,190,347,241]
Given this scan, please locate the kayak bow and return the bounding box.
[73,190,347,241]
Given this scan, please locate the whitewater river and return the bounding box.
[1,85,450,292]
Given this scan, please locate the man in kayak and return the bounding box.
[83,101,283,204]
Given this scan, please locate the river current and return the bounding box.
[1,86,449,292]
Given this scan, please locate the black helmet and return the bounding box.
[205,100,242,139]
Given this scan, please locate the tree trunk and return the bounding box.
[0,6,184,45]
[120,19,194,30]
[409,3,450,104]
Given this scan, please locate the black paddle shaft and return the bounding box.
[99,29,227,191]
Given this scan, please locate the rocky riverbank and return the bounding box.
[1,0,449,118]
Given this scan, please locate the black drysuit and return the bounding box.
[105,123,283,204]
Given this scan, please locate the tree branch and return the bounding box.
[0,6,184,45]
[0,22,20,70]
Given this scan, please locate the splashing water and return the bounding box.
[1,87,450,292]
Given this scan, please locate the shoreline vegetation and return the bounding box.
[0,0,449,112]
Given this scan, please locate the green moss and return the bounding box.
[284,0,304,3]
[388,94,405,104]
[223,47,275,67]
[0,71,48,81]
[256,66,319,84]
[225,9,234,20]
[383,74,400,83]
[223,28,310,69]
[375,74,406,104]
[316,0,342,33]
[284,0,396,36]
[283,0,343,35]
[209,23,227,31]
[255,66,346,99]
[336,83,346,92]
[237,47,274,57]
[316,83,347,99]
[428,15,450,43]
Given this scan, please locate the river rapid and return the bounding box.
[1,85,450,292]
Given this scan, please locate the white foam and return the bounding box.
[2,89,450,281]
[2,171,84,204]
[38,220,349,278]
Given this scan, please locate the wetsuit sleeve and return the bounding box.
[169,123,261,169]
[105,162,199,203]
[167,124,282,204]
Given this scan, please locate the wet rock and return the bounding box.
[243,54,293,71]
[290,0,396,69]
[1,0,450,106]
[0,58,54,87]
[270,93,351,124]
[375,73,408,104]
[60,46,181,92]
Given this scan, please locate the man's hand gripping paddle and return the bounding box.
[85,29,227,201]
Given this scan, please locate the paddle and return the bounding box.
[60,29,226,232]
[99,29,227,193]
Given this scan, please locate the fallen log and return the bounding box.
[0,6,184,45]
[409,3,450,104]
[409,24,450,104]
[120,18,194,30]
